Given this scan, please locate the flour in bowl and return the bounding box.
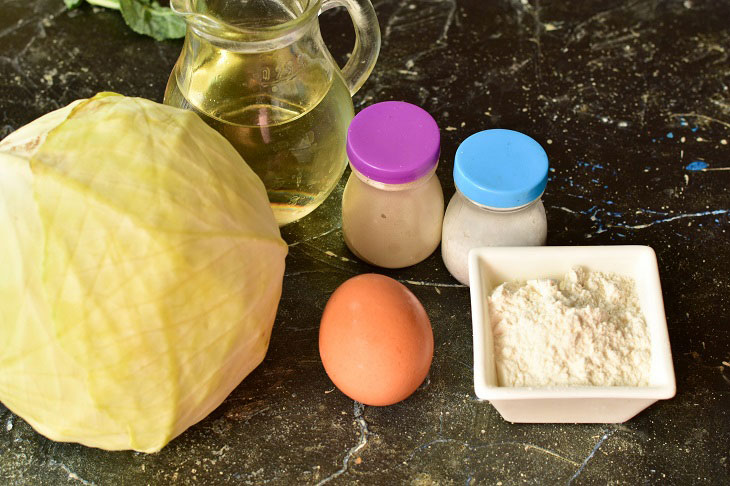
[488,267,651,387]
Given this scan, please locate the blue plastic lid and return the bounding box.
[454,129,548,208]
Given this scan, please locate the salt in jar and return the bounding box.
[342,101,444,268]
[441,129,548,285]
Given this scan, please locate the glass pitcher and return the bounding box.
[164,0,380,226]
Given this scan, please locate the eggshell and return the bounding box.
[319,273,434,406]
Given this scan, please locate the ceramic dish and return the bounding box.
[468,245,676,423]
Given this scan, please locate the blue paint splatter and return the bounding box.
[667,132,674,139]
[577,161,604,171]
[686,161,709,171]
[569,431,616,485]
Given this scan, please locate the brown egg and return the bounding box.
[319,274,434,406]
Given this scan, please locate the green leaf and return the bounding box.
[86,0,121,10]
[64,0,85,9]
[118,0,185,41]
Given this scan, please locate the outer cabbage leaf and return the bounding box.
[0,93,287,452]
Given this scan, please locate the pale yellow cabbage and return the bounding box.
[0,93,287,452]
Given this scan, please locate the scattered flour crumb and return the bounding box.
[488,267,651,387]
[42,68,57,86]
[324,250,351,262]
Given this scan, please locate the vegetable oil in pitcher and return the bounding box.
[165,59,353,226]
[164,0,381,226]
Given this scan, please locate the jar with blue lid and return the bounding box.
[441,129,549,285]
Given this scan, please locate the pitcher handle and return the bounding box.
[320,0,381,96]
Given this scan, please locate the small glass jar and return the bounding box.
[342,101,444,268]
[441,129,549,285]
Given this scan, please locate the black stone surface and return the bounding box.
[1,0,729,484]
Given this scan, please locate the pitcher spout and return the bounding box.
[169,0,230,35]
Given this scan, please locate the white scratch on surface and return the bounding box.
[437,0,457,44]
[407,438,580,467]
[287,226,341,247]
[383,0,456,46]
[610,209,729,229]
[404,280,466,288]
[0,18,31,39]
[382,0,407,39]
[316,402,369,485]
[292,245,357,275]
[520,443,581,466]
[671,113,730,130]
[407,438,462,462]
[48,460,96,486]
[0,6,65,40]
[591,31,641,51]
[568,430,616,484]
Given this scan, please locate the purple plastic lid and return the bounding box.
[346,101,440,184]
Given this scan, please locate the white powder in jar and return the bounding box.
[488,267,651,387]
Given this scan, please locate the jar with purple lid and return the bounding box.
[342,101,444,268]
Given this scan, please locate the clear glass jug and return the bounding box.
[164,0,380,226]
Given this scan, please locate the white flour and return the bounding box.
[488,267,651,387]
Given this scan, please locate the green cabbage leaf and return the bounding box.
[0,93,287,452]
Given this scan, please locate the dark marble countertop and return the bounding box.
[1,0,729,484]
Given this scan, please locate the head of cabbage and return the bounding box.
[0,93,287,452]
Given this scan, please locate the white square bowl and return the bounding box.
[468,245,676,423]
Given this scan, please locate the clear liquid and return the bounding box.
[164,53,353,226]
